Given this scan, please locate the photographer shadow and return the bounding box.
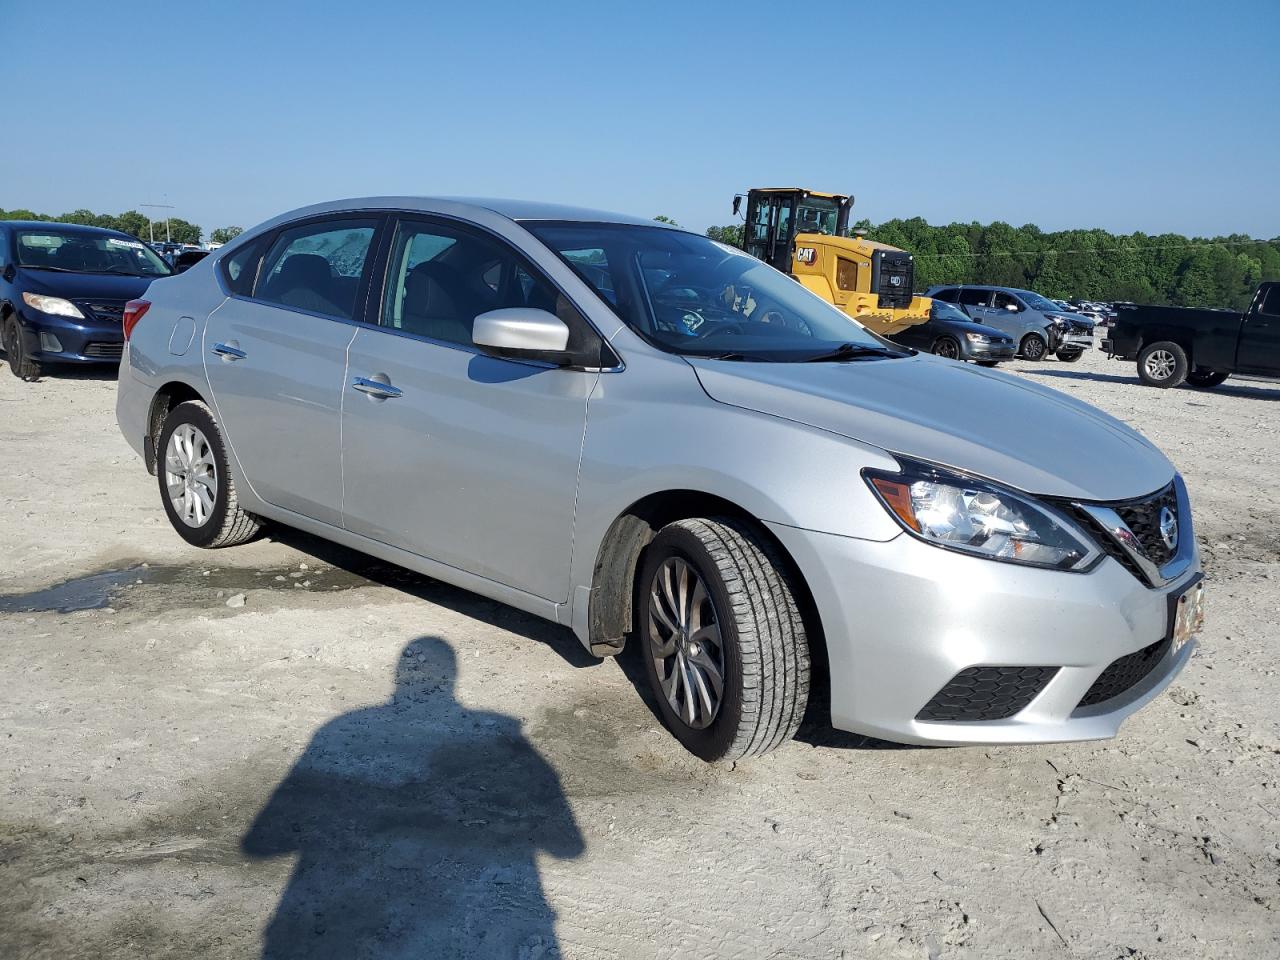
[242,636,584,958]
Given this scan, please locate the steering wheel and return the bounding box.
[693,320,746,339]
[757,309,813,336]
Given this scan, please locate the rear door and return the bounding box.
[203,215,381,526]
[339,215,600,602]
[1237,283,1280,374]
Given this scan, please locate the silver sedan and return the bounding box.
[116,197,1203,761]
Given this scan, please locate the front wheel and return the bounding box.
[1137,341,1189,388]
[1019,333,1047,361]
[1186,368,1229,389]
[931,336,961,360]
[975,360,1000,367]
[156,400,261,548]
[636,517,810,762]
[2,314,43,381]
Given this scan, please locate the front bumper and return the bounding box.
[962,340,1016,361]
[1058,333,1094,352]
[766,520,1199,745]
[14,306,123,364]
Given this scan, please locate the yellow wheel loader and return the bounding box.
[734,187,930,336]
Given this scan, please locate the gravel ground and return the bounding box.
[1,349,1277,959]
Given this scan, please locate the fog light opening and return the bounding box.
[39,332,64,353]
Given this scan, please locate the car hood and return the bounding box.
[19,268,157,302]
[688,354,1172,501]
[936,318,1013,340]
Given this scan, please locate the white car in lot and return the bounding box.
[115,197,1203,761]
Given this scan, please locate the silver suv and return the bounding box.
[925,285,1096,362]
[116,198,1203,761]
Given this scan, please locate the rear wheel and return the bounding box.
[2,314,43,381]
[931,336,961,360]
[1137,341,1189,388]
[636,517,810,762]
[157,400,261,548]
[1056,348,1083,363]
[1019,333,1047,361]
[1186,367,1229,389]
[975,360,1000,367]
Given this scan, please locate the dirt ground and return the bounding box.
[1,348,1277,960]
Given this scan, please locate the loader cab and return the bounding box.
[738,188,852,274]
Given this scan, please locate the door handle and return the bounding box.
[212,341,247,361]
[352,375,403,400]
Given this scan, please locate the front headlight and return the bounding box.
[22,293,84,319]
[864,458,1100,570]
[964,332,991,342]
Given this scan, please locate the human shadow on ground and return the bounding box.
[242,636,585,959]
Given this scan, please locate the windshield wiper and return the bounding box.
[19,264,78,273]
[800,343,903,362]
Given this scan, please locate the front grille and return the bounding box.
[1078,637,1170,707]
[78,300,127,323]
[84,342,123,359]
[917,665,1059,722]
[1067,507,1148,582]
[873,250,914,310]
[1115,484,1179,566]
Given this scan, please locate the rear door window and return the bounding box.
[256,219,378,320]
[931,288,957,302]
[958,288,992,307]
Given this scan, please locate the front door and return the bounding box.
[203,216,379,525]
[340,216,599,602]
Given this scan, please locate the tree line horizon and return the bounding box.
[3,203,1274,310]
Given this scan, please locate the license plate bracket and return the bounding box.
[1168,575,1205,656]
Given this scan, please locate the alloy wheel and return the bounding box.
[164,423,218,527]
[1144,349,1176,381]
[647,556,726,729]
[934,338,960,360]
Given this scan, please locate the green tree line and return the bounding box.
[0,206,243,248]
[707,219,1280,309]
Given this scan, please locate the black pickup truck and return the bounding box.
[1102,281,1280,388]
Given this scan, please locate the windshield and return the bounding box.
[1017,290,1061,312]
[14,229,172,277]
[932,300,972,324]
[526,222,902,362]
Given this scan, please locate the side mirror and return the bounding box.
[732,195,742,216]
[473,308,573,365]
[1,263,14,283]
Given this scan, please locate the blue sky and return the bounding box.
[3,0,1277,237]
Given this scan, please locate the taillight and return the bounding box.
[122,299,151,340]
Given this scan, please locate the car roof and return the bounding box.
[256,196,664,229]
[1,220,132,237]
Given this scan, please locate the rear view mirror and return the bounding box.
[473,308,572,365]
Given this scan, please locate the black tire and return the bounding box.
[1137,341,1189,388]
[1056,348,1083,363]
[636,517,810,762]
[975,360,1000,367]
[931,336,961,360]
[1019,333,1047,361]
[156,400,261,548]
[1186,367,1229,389]
[2,313,43,381]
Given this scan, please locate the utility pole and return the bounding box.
[140,203,175,245]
